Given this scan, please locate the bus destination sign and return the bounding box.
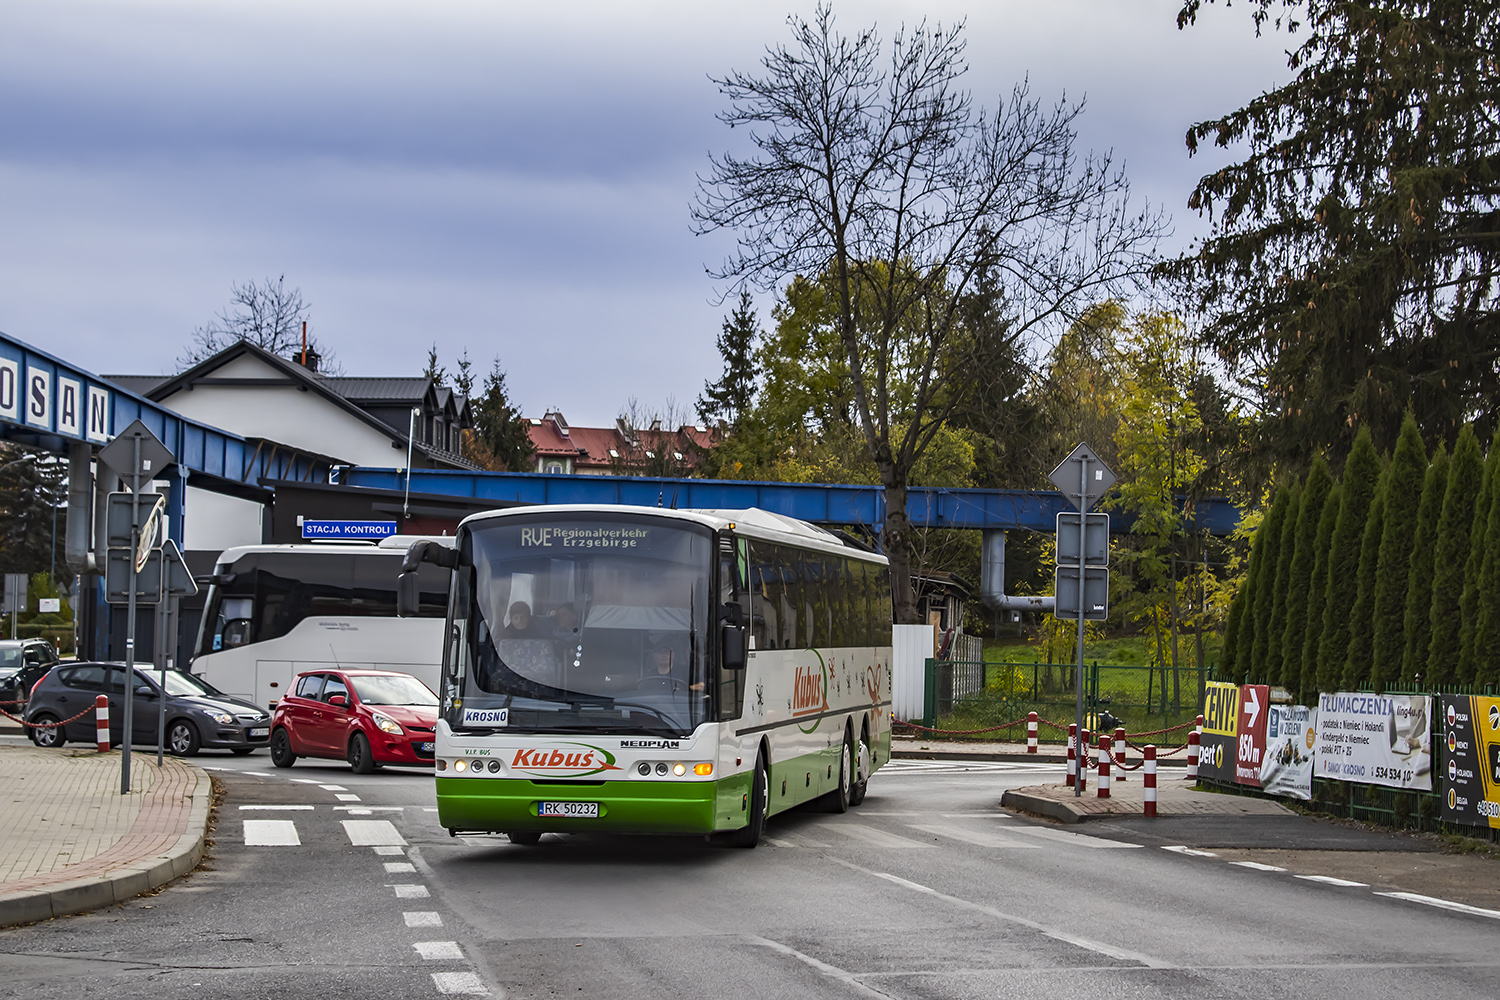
[301,520,398,540]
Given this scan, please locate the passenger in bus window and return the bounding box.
[503,601,542,638]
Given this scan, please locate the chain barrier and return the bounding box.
[0,702,96,730]
[895,714,1198,748]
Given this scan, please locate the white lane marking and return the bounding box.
[392,884,430,898]
[346,809,372,815]
[242,820,301,846]
[422,807,438,812]
[1003,826,1142,849]
[1296,874,1369,887]
[373,846,406,856]
[319,784,348,791]
[1162,845,1218,857]
[830,824,936,850]
[750,937,890,999]
[385,862,417,874]
[835,861,1175,969]
[414,941,463,961]
[240,772,274,777]
[1376,892,1500,920]
[238,805,314,811]
[335,805,403,812]
[460,836,505,847]
[431,971,488,995]
[941,812,1011,819]
[764,837,798,848]
[335,794,361,802]
[291,778,325,784]
[404,911,443,927]
[1231,861,1287,872]
[906,823,1042,849]
[342,819,407,846]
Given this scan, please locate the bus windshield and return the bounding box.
[450,515,713,737]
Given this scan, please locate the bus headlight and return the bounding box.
[454,759,468,772]
[672,763,687,777]
[372,713,404,735]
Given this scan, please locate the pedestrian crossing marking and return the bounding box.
[1003,825,1142,849]
[829,824,936,850]
[431,971,488,995]
[242,819,301,846]
[393,884,430,898]
[905,823,1042,849]
[414,941,464,960]
[405,911,443,927]
[343,819,407,846]
[385,861,417,874]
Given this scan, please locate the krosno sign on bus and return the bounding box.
[300,520,398,540]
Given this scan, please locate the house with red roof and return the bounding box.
[526,411,718,476]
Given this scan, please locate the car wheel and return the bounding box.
[167,720,201,757]
[508,831,543,845]
[720,751,768,848]
[269,728,297,768]
[30,714,66,749]
[348,732,378,774]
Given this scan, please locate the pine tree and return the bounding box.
[1299,481,1341,702]
[1457,429,1500,681]
[1236,512,1272,684]
[1467,468,1500,689]
[1427,425,1484,687]
[1399,445,1447,686]
[1317,428,1381,693]
[1220,583,1246,680]
[453,349,475,399]
[1265,482,1302,686]
[1369,417,1428,689]
[1281,457,1333,695]
[423,342,446,385]
[697,289,760,428]
[469,357,536,473]
[1343,468,1387,690]
[1250,485,1292,683]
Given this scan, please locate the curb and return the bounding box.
[1000,789,1086,823]
[893,748,1069,764]
[0,764,212,927]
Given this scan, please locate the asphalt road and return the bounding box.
[1,752,1497,999]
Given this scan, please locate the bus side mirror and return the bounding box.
[720,602,747,671]
[397,571,421,618]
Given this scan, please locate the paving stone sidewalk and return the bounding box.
[1001,775,1293,823]
[0,744,212,926]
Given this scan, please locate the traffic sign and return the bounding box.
[2,574,25,614]
[98,419,174,489]
[105,548,163,604]
[1048,442,1116,512]
[161,539,198,598]
[1054,565,1109,620]
[1056,512,1109,567]
[301,520,397,540]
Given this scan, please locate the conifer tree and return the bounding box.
[1343,469,1387,689]
[1457,430,1500,681]
[1427,426,1484,687]
[1237,511,1272,684]
[1299,481,1341,702]
[1250,485,1292,683]
[1317,428,1381,693]
[1281,458,1333,695]
[1466,469,1500,689]
[1265,482,1302,686]
[1369,417,1428,689]
[1400,445,1447,686]
[1220,584,1246,681]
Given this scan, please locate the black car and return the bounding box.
[26,662,271,756]
[0,638,61,714]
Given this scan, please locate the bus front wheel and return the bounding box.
[721,753,767,848]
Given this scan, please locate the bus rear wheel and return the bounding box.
[824,732,852,813]
[849,733,869,806]
[508,831,543,845]
[721,753,767,848]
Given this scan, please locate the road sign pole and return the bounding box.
[1073,453,1088,798]
[121,435,139,795]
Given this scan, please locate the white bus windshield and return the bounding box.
[451,516,713,736]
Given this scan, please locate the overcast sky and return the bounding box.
[0,0,1289,427]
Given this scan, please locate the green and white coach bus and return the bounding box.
[398,505,893,847]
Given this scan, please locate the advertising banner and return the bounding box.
[1234,684,1270,787]
[1313,692,1431,790]
[1261,704,1317,800]
[1199,681,1240,784]
[1440,695,1500,829]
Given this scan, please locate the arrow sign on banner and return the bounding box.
[1243,685,1262,729]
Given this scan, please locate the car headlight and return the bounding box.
[208,712,234,725]
[372,713,404,735]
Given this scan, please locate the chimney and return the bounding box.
[290,347,321,373]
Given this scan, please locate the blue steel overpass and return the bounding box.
[341,467,1242,535]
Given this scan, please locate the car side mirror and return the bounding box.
[328,694,348,707]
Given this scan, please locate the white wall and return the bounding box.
[892,622,937,722]
[183,486,263,552]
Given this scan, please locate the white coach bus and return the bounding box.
[191,536,453,709]
[398,505,893,847]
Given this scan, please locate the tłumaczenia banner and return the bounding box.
[1313,693,1431,791]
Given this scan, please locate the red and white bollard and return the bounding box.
[1187,728,1201,779]
[1078,728,1090,791]
[1026,712,1038,754]
[1143,745,1158,817]
[1114,726,1128,781]
[95,695,109,753]
[1066,723,1077,787]
[1096,734,1111,798]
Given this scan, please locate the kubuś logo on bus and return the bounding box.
[793,663,828,717]
[510,742,622,777]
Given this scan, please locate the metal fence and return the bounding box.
[915,659,1209,742]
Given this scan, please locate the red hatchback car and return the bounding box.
[269,669,438,773]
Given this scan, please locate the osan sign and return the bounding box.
[0,346,112,445]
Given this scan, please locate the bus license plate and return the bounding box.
[538,801,598,819]
[249,728,269,738]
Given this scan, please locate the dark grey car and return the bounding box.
[0,638,61,713]
[26,662,271,755]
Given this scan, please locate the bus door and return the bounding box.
[257,659,295,709]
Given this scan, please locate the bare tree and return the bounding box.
[179,276,339,372]
[692,4,1166,622]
